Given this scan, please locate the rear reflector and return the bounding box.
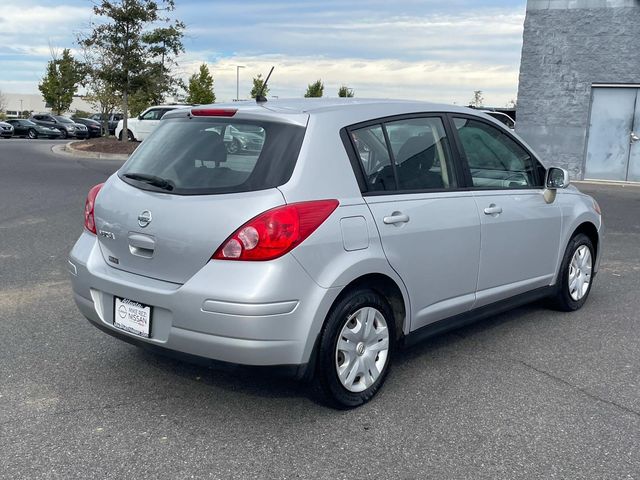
[190,108,237,117]
[213,200,339,261]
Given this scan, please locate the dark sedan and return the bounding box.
[0,121,14,138]
[72,117,103,138]
[5,119,62,139]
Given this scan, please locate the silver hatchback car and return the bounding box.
[69,99,603,408]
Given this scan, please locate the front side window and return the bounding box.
[453,117,541,188]
[350,116,455,192]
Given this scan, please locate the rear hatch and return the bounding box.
[94,110,307,284]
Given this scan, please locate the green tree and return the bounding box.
[338,85,354,98]
[38,49,84,115]
[79,0,184,141]
[186,64,215,104]
[304,79,324,98]
[81,43,122,135]
[469,90,484,108]
[250,74,270,99]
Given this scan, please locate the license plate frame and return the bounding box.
[113,296,152,338]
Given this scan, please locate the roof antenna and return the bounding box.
[256,66,274,103]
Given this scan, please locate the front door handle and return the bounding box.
[631,132,639,144]
[383,213,410,225]
[483,204,503,216]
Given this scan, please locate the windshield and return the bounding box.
[119,117,305,195]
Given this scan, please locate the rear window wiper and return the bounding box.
[122,173,174,191]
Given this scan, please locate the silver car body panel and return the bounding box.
[69,99,603,368]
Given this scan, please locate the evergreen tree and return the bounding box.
[186,64,216,104]
[304,79,324,98]
[38,49,84,114]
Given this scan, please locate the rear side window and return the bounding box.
[119,118,305,195]
[349,116,456,192]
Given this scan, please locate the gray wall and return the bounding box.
[516,0,640,178]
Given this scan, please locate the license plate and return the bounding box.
[114,297,152,338]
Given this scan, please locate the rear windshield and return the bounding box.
[118,117,306,195]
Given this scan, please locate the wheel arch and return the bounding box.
[570,221,599,262]
[329,273,408,343]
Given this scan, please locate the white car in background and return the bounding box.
[115,105,191,142]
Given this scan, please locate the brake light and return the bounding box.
[84,183,104,234]
[213,200,339,261]
[190,108,237,117]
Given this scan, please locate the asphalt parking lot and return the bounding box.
[1,138,639,479]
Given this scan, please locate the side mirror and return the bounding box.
[546,167,570,189]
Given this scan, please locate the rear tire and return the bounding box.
[119,130,135,142]
[28,129,38,139]
[550,233,595,312]
[59,129,68,139]
[314,288,395,409]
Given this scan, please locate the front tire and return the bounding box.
[28,129,38,139]
[315,288,395,409]
[59,129,68,139]
[550,233,595,311]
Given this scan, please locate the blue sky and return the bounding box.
[0,0,527,105]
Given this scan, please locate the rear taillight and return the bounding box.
[213,200,339,261]
[84,183,104,234]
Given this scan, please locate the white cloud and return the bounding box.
[179,54,519,106]
[0,1,524,107]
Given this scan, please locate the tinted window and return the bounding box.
[119,118,304,195]
[350,125,395,191]
[454,118,541,188]
[385,117,454,190]
[350,117,456,192]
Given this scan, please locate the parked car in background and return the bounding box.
[115,105,191,142]
[73,117,103,138]
[224,125,265,154]
[483,111,516,130]
[69,99,603,409]
[73,122,90,139]
[90,113,123,135]
[0,121,14,138]
[29,114,82,139]
[5,119,62,139]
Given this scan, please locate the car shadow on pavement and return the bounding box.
[126,300,551,408]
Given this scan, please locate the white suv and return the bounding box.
[116,105,191,142]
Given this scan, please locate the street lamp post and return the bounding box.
[19,99,23,116]
[236,65,245,101]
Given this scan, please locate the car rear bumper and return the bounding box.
[68,231,340,372]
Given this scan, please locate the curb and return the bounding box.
[51,141,130,161]
[574,180,640,188]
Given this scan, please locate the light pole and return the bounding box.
[236,65,245,101]
[19,99,23,116]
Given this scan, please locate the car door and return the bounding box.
[135,108,162,140]
[450,115,562,307]
[349,115,481,331]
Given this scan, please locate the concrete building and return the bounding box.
[1,93,95,118]
[517,0,640,182]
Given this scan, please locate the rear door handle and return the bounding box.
[483,204,503,215]
[383,213,410,225]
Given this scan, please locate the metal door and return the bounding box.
[585,87,640,181]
